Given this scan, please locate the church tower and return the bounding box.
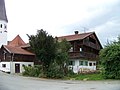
[0,0,8,47]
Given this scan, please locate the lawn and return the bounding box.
[65,73,104,80]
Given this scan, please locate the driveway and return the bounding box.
[0,71,120,90]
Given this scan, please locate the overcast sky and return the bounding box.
[5,0,120,46]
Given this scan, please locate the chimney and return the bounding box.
[74,31,79,34]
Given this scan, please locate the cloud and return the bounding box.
[5,0,120,45]
[60,0,120,46]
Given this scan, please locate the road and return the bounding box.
[0,71,120,90]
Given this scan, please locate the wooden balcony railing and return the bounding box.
[68,51,98,59]
[83,42,100,50]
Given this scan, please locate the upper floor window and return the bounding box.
[69,47,73,52]
[80,47,82,52]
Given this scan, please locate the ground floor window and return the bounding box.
[2,64,6,67]
[79,60,88,66]
[28,64,31,67]
[89,62,92,66]
[69,61,75,66]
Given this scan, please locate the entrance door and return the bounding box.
[15,64,20,73]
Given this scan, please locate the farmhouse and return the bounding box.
[0,35,35,73]
[58,31,102,73]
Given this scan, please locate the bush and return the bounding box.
[100,41,120,79]
[22,65,42,77]
[45,62,65,79]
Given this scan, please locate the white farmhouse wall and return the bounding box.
[69,59,96,73]
[0,20,7,47]
[11,62,34,73]
[0,61,34,73]
[0,62,10,72]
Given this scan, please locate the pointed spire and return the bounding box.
[0,0,8,22]
[8,35,26,47]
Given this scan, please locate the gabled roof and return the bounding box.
[3,45,35,55]
[57,32,94,42]
[0,0,8,22]
[2,35,35,55]
[57,32,102,49]
[8,35,26,47]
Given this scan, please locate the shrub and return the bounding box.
[45,62,65,79]
[22,65,42,77]
[100,40,120,79]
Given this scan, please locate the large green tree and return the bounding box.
[55,39,71,73]
[99,36,120,79]
[28,29,56,72]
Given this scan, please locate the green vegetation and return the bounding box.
[65,73,104,80]
[99,36,120,79]
[24,29,120,80]
[24,29,71,78]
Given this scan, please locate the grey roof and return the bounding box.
[0,0,8,22]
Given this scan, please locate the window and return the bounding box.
[89,63,92,66]
[69,61,75,66]
[0,24,2,28]
[69,47,73,52]
[80,48,82,52]
[2,64,6,67]
[28,64,32,67]
[22,64,25,67]
[93,63,96,66]
[79,61,83,66]
[85,61,88,66]
[4,24,7,29]
[79,60,88,66]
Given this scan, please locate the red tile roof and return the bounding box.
[8,35,26,47]
[57,32,94,41]
[3,35,35,55]
[3,45,35,55]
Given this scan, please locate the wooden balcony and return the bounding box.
[68,51,98,60]
[83,41,100,50]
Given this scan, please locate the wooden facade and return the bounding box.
[58,32,102,73]
[0,35,35,73]
[68,33,102,60]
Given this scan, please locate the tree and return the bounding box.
[28,29,56,72]
[99,36,120,79]
[55,39,71,74]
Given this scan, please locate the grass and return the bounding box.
[65,73,104,80]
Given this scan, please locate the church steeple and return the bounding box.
[0,0,8,22]
[0,0,8,47]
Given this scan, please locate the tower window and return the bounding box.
[4,24,7,29]
[0,24,2,28]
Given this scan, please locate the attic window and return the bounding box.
[89,37,96,44]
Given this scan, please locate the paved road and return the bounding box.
[0,71,120,90]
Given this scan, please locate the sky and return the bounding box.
[5,0,120,46]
